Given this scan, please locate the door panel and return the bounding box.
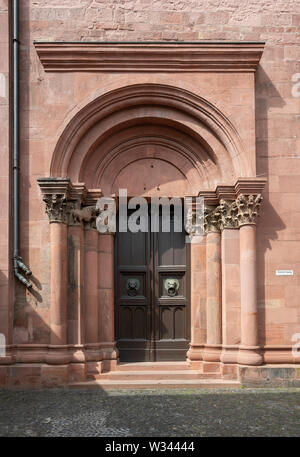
[154,213,190,361]
[115,211,190,362]
[115,224,151,362]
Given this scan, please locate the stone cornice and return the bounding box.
[199,177,267,206]
[37,177,71,197]
[38,178,116,229]
[38,177,71,223]
[34,41,265,73]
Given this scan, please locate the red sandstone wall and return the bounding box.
[12,1,300,347]
[0,0,12,345]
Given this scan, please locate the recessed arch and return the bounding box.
[50,83,250,195]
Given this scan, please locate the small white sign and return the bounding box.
[276,270,294,276]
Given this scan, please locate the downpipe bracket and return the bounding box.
[14,256,32,289]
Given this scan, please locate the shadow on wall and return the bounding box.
[255,65,286,345]
[13,274,50,344]
[12,4,50,345]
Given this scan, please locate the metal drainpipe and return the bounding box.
[13,0,32,288]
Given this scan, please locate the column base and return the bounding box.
[46,346,72,365]
[202,344,222,362]
[220,345,239,364]
[237,345,263,366]
[84,343,102,362]
[101,341,119,361]
[186,343,204,362]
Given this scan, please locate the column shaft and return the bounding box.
[206,231,222,345]
[84,229,99,344]
[202,230,222,363]
[238,224,262,365]
[67,225,84,345]
[50,222,68,345]
[187,236,207,364]
[220,228,240,364]
[240,224,258,346]
[98,234,115,343]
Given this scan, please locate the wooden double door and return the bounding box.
[115,211,190,362]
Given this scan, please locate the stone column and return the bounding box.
[38,178,74,370]
[67,218,86,381]
[84,227,99,344]
[218,199,240,366]
[67,201,101,376]
[184,204,207,367]
[203,206,222,362]
[236,194,263,366]
[67,223,84,346]
[43,193,69,347]
[187,235,207,366]
[98,232,118,368]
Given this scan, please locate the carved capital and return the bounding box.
[43,194,68,223]
[204,205,221,233]
[69,204,99,230]
[185,207,204,239]
[236,194,263,226]
[219,199,239,230]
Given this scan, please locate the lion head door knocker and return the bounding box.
[164,278,180,297]
[126,278,140,296]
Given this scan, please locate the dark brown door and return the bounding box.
[115,210,190,362]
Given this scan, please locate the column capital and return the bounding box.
[219,199,239,230]
[69,204,99,230]
[42,193,69,223]
[204,205,221,234]
[38,177,72,224]
[236,194,263,227]
[185,206,204,239]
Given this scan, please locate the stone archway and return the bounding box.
[38,83,266,381]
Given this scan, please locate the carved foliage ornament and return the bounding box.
[218,199,239,230]
[204,205,221,233]
[202,194,263,232]
[43,194,68,223]
[236,194,263,226]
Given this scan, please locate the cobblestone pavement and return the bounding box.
[0,388,300,437]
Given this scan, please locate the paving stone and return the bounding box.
[0,388,300,437]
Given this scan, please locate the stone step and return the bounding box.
[70,379,241,390]
[115,362,192,372]
[97,370,221,381]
